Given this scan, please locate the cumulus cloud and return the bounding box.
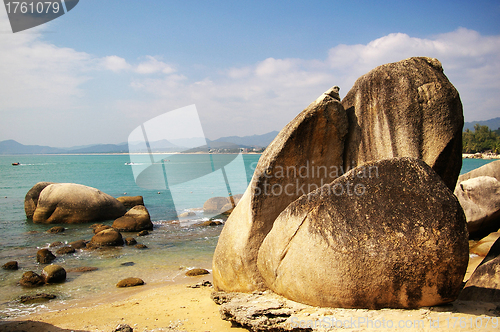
[102,55,130,72]
[135,56,175,75]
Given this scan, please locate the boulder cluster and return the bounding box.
[213,57,470,309]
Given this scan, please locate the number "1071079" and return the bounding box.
[5,1,61,14]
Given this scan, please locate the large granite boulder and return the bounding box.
[24,182,54,219]
[213,87,349,292]
[341,57,463,191]
[454,161,500,234]
[112,205,153,232]
[257,158,469,309]
[27,183,127,224]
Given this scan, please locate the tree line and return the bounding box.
[463,124,500,154]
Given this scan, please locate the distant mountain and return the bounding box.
[210,131,279,148]
[464,117,500,131]
[0,140,66,154]
[0,131,280,155]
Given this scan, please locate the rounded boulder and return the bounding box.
[112,205,153,232]
[28,183,126,224]
[41,264,66,283]
[257,158,469,309]
[90,228,124,246]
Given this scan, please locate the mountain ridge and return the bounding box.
[0,131,280,155]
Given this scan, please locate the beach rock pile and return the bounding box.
[19,265,67,287]
[454,160,500,235]
[25,182,127,224]
[213,57,467,309]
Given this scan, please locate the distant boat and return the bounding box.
[12,162,20,166]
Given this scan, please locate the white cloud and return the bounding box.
[135,56,175,75]
[102,55,130,72]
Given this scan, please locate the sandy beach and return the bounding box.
[0,255,498,332]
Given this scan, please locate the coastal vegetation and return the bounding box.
[462,124,500,153]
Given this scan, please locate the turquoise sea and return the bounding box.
[0,155,496,319]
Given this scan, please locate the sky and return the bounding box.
[0,0,500,147]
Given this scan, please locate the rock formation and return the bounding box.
[19,271,44,288]
[26,182,127,224]
[213,86,349,292]
[116,277,144,287]
[341,57,463,191]
[257,158,468,309]
[212,57,467,309]
[112,205,153,232]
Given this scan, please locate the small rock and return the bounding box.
[116,277,144,288]
[69,239,87,249]
[137,230,149,237]
[121,262,135,267]
[49,241,64,248]
[90,228,124,246]
[56,246,76,255]
[114,324,134,332]
[41,264,66,283]
[116,196,144,209]
[188,280,212,288]
[92,224,113,234]
[185,268,210,276]
[2,261,18,270]
[198,220,222,227]
[47,226,65,234]
[19,271,44,288]
[66,266,98,273]
[179,211,196,218]
[124,237,137,246]
[19,293,57,304]
[135,244,148,249]
[37,248,56,264]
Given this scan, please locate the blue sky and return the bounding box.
[1,0,500,147]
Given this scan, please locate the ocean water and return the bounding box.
[0,155,496,318]
[0,153,259,319]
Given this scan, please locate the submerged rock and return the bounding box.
[47,226,65,233]
[19,293,56,304]
[27,182,126,224]
[257,158,468,309]
[56,246,76,255]
[69,239,88,249]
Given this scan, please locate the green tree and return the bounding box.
[462,125,500,153]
